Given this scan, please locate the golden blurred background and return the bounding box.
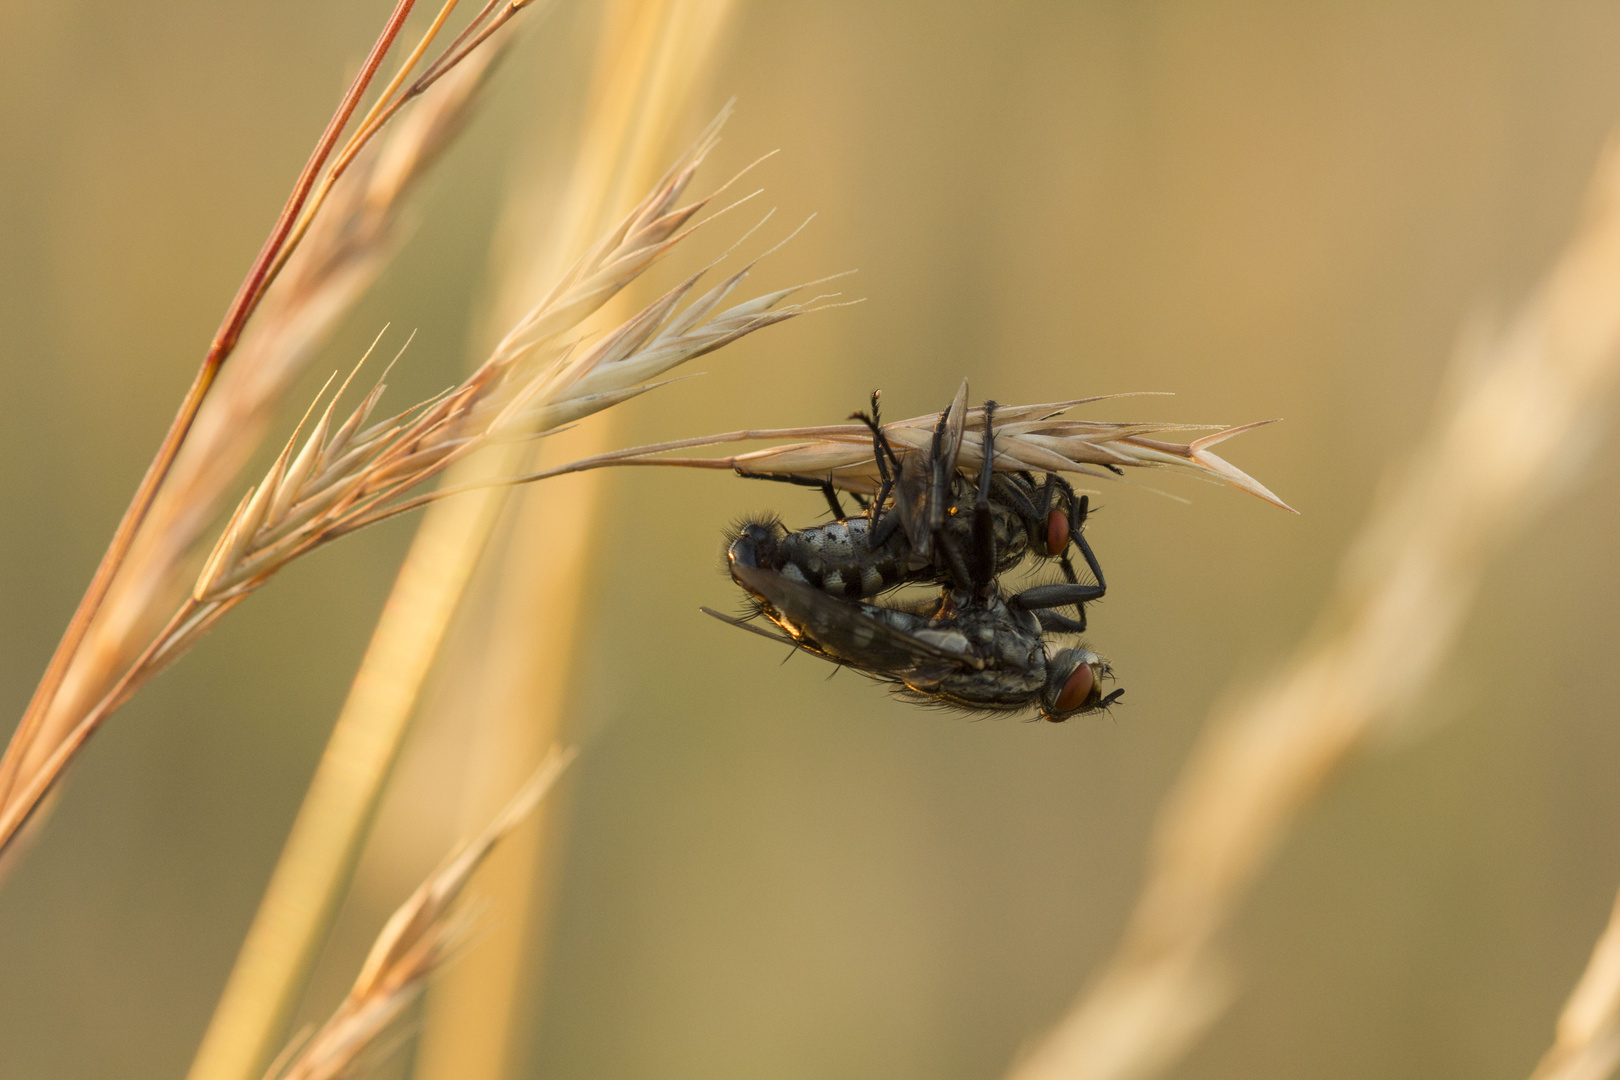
[5,3,1620,1078]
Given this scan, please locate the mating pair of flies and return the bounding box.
[707,385,1124,722]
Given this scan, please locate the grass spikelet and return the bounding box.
[0,14,516,857]
[1529,886,1620,1080]
[514,383,1294,511]
[266,747,575,1080]
[0,113,817,858]
[1000,136,1620,1080]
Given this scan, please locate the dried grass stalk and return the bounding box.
[0,0,536,850]
[1004,137,1620,1080]
[184,108,807,1080]
[1530,888,1620,1080]
[520,396,1293,510]
[22,45,503,809]
[266,746,575,1080]
[0,115,818,857]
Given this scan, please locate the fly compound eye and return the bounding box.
[1051,661,1095,720]
[1045,509,1070,556]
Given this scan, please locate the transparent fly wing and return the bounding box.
[727,560,964,681]
[892,379,968,559]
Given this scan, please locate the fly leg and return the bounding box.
[734,469,849,521]
[1062,489,1108,602]
[934,536,978,595]
[927,397,997,595]
[926,394,957,518]
[1034,610,1087,634]
[1035,479,1106,628]
[852,391,907,546]
[968,399,1000,595]
[1010,581,1106,633]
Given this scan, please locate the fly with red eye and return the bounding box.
[712,385,1125,722]
[710,530,1123,722]
[731,386,1115,634]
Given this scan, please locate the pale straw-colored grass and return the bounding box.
[515,393,1293,510]
[19,45,502,815]
[1532,887,1620,1080]
[0,0,536,856]
[1000,137,1620,1080]
[184,128,812,1080]
[410,3,740,1074]
[265,746,574,1080]
[0,108,817,861]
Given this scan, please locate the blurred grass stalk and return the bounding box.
[16,44,502,821]
[183,4,738,1080]
[1004,137,1620,1080]
[269,748,575,1080]
[408,4,738,1075]
[1531,885,1620,1080]
[0,0,452,863]
[413,3,736,1077]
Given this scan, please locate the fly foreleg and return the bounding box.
[968,399,1000,595]
[1066,495,1107,599]
[735,468,850,522]
[852,391,903,524]
[1034,609,1088,634]
[1009,581,1106,632]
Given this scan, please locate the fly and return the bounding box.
[730,382,1111,633]
[710,529,1122,721]
[711,383,1125,721]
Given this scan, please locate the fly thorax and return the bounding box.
[992,512,1031,572]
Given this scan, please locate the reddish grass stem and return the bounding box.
[0,0,419,808]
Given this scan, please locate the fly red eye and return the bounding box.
[1045,509,1070,556]
[1052,662,1095,717]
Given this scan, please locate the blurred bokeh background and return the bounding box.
[5,3,1620,1078]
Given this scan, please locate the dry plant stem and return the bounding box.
[488,402,1293,511]
[1005,138,1620,1080]
[17,46,505,847]
[1532,885,1620,1080]
[0,103,804,858]
[183,497,506,1080]
[184,109,787,1080]
[269,747,576,1080]
[414,3,738,1074]
[0,0,420,810]
[262,0,536,290]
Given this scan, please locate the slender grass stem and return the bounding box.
[0,0,419,810]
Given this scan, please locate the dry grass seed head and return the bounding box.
[0,109,823,859]
[1001,135,1620,1080]
[270,747,575,1080]
[17,45,508,803]
[192,147,824,605]
[520,380,1294,512]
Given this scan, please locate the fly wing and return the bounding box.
[894,379,970,559]
[891,451,937,558]
[934,377,969,495]
[701,606,802,648]
[728,561,966,680]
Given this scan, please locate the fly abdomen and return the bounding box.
[773,516,918,599]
